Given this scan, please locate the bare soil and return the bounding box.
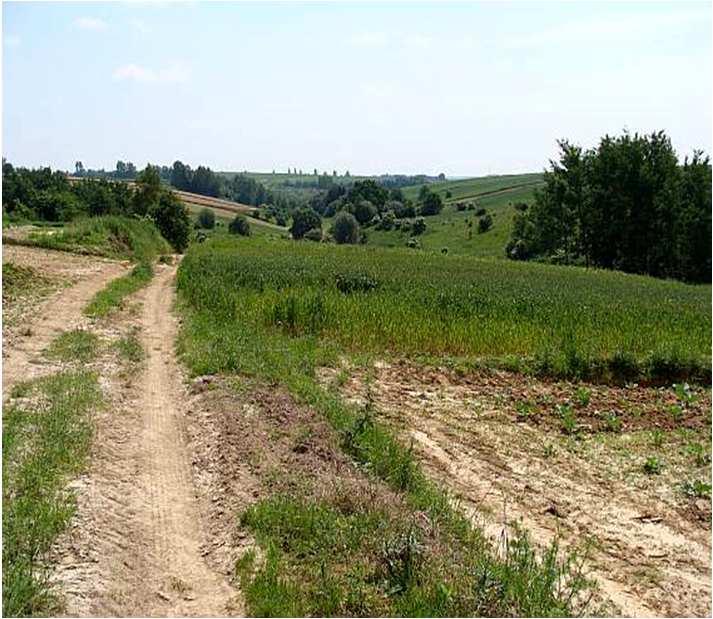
[2,245,128,396]
[320,360,712,618]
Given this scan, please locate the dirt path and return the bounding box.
[53,262,238,617]
[2,246,127,397]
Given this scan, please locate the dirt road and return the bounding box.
[2,246,127,397]
[54,262,238,616]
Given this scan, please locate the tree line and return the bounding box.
[507,131,711,283]
[3,161,191,252]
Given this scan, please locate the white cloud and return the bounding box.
[350,31,389,48]
[4,34,21,48]
[75,17,108,31]
[113,62,190,84]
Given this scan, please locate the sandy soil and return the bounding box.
[2,245,128,396]
[52,263,240,617]
[321,360,712,618]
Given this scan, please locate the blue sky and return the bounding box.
[3,1,711,176]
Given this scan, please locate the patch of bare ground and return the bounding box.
[319,360,712,618]
[48,264,239,617]
[2,244,128,395]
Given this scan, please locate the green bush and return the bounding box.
[229,215,251,236]
[197,208,216,229]
[331,211,360,244]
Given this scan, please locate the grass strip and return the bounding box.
[2,370,102,616]
[84,262,153,318]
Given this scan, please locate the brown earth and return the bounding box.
[320,360,712,618]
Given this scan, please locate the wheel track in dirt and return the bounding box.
[53,262,238,616]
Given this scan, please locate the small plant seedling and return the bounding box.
[681,480,712,499]
[668,404,684,423]
[685,443,711,467]
[575,386,591,407]
[542,443,555,459]
[650,429,664,448]
[673,382,697,406]
[643,456,663,475]
[516,400,536,421]
[557,403,577,435]
[604,412,622,433]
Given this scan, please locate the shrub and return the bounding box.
[475,206,487,216]
[331,211,360,244]
[304,228,322,242]
[290,207,321,239]
[229,215,251,236]
[455,202,467,211]
[150,191,191,253]
[335,272,379,294]
[197,208,215,229]
[406,238,420,249]
[419,192,443,216]
[353,200,377,225]
[412,217,427,235]
[477,213,493,233]
[377,210,396,230]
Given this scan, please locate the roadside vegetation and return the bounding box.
[2,370,102,617]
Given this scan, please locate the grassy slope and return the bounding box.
[185,204,286,237]
[10,216,170,263]
[366,184,537,257]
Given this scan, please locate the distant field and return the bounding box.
[399,172,544,203]
[185,203,287,237]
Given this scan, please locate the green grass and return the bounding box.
[45,329,99,363]
[20,216,170,262]
[2,371,102,616]
[178,237,710,383]
[84,262,153,318]
[112,328,145,363]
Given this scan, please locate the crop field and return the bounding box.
[177,236,710,382]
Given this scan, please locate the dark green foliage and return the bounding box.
[507,131,711,282]
[197,207,216,229]
[412,217,427,235]
[420,190,444,216]
[353,200,377,225]
[150,191,190,253]
[478,213,493,233]
[170,160,222,197]
[229,215,251,236]
[290,207,322,240]
[331,211,360,244]
[335,272,379,294]
[303,228,323,242]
